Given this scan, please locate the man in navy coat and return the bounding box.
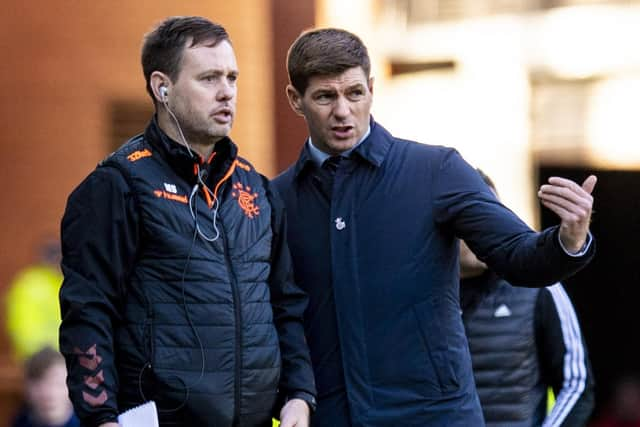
[272,28,597,426]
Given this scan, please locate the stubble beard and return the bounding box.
[181,114,232,147]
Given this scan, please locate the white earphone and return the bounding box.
[156,82,220,242]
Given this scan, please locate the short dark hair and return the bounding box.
[476,168,497,194]
[287,28,371,95]
[141,16,230,101]
[24,346,65,381]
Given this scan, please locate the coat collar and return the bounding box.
[292,117,393,180]
[352,118,393,167]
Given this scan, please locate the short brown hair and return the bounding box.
[287,28,371,95]
[476,168,498,196]
[141,16,230,101]
[24,346,65,381]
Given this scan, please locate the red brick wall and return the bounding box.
[0,1,281,422]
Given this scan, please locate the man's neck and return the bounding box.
[185,140,215,160]
[157,112,215,160]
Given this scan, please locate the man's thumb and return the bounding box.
[582,175,597,194]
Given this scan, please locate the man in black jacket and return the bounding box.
[460,170,595,426]
[59,16,315,427]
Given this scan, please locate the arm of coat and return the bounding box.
[265,178,317,414]
[59,166,139,427]
[536,285,595,427]
[433,149,595,287]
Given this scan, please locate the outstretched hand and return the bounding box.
[538,175,597,253]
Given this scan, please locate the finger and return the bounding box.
[581,174,597,194]
[538,193,591,219]
[546,176,584,193]
[542,201,591,230]
[538,191,592,217]
[540,177,592,199]
[546,175,597,197]
[541,180,593,202]
[540,199,585,224]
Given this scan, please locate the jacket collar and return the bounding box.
[144,116,237,187]
[292,117,392,180]
[351,118,392,167]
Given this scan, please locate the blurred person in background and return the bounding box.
[6,239,62,361]
[460,169,594,426]
[272,27,597,426]
[11,346,79,427]
[58,16,315,427]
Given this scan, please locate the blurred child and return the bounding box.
[12,346,79,427]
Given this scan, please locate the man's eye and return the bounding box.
[315,94,333,103]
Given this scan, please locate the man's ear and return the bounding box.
[286,84,305,117]
[368,76,374,96]
[150,71,171,103]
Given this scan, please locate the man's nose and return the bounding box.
[217,81,235,101]
[333,96,350,118]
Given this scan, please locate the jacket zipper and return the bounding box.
[220,222,243,425]
[207,160,242,422]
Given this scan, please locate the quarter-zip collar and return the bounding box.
[144,115,238,189]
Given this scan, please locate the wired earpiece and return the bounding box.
[157,83,220,242]
[160,85,168,101]
[189,164,220,242]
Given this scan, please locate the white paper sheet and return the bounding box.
[117,401,159,427]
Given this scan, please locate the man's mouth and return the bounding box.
[331,125,353,138]
[212,107,233,123]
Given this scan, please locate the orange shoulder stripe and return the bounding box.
[234,159,251,171]
[213,161,237,200]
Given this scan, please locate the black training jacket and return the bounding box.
[461,272,594,426]
[59,119,315,427]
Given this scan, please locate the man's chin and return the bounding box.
[209,126,232,140]
[328,139,357,153]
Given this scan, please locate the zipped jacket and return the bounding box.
[59,119,315,427]
[462,274,594,426]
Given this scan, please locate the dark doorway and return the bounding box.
[537,166,640,420]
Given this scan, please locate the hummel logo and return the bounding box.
[154,189,187,204]
[494,304,512,318]
[163,183,177,193]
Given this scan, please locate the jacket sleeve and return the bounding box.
[59,165,139,427]
[264,179,317,410]
[433,149,595,287]
[536,285,595,427]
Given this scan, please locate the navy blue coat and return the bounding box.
[272,121,593,427]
